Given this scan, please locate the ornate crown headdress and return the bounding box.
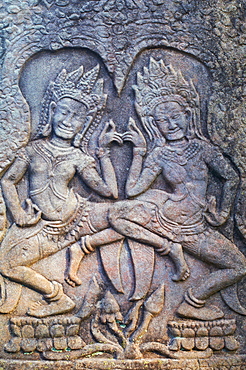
[133,57,205,141]
[37,64,107,153]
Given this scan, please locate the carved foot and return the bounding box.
[27,294,75,318]
[176,301,224,321]
[172,266,190,282]
[169,242,190,282]
[65,273,82,287]
[65,244,84,287]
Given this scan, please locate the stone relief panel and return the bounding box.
[0,46,245,367]
[0,1,245,368]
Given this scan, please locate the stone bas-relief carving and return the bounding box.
[113,58,246,321]
[0,63,124,318]
[0,57,246,365]
[0,0,246,369]
[0,62,192,318]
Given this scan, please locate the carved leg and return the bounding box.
[176,288,225,321]
[63,201,125,287]
[110,213,188,280]
[2,265,54,295]
[88,228,124,247]
[177,230,246,320]
[169,243,190,282]
[109,201,172,251]
[0,232,55,296]
[65,243,85,287]
[65,229,124,287]
[0,231,75,317]
[109,215,168,249]
[1,265,75,317]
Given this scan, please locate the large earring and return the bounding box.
[42,102,56,137]
[148,116,165,146]
[73,132,83,147]
[185,108,193,138]
[41,123,51,136]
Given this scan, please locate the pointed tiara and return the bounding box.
[133,57,203,141]
[38,64,107,143]
[133,57,199,114]
[51,64,106,110]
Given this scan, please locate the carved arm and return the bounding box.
[205,147,239,225]
[79,120,121,199]
[1,156,41,226]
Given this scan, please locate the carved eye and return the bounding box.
[156,118,167,124]
[172,114,180,119]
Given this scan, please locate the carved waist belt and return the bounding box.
[156,209,206,241]
[41,195,94,246]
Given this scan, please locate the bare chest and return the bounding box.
[29,154,76,183]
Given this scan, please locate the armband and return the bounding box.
[133,147,147,156]
[16,147,30,165]
[96,147,110,159]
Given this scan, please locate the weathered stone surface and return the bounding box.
[0,0,245,368]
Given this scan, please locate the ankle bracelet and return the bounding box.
[44,281,63,302]
[185,288,206,308]
[80,235,95,254]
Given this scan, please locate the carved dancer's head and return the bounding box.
[133,57,206,143]
[49,97,87,141]
[37,64,107,152]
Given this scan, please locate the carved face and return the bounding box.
[51,98,87,140]
[154,101,190,141]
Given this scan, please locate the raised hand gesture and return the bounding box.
[123,118,147,152]
[204,195,228,226]
[98,120,123,149]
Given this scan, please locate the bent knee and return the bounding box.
[109,201,131,224]
[236,264,246,279]
[0,252,21,278]
[109,200,154,225]
[0,264,12,278]
[232,254,246,279]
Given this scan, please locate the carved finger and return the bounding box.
[113,132,123,140]
[128,117,137,129]
[122,133,133,141]
[106,119,116,132]
[26,198,33,215]
[29,210,42,225]
[122,131,131,138]
[128,117,141,133]
[112,134,123,145]
[208,195,217,210]
[32,203,41,213]
[100,120,114,139]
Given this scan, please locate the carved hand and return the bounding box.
[98,120,123,149]
[15,199,42,227]
[123,118,147,152]
[204,196,229,226]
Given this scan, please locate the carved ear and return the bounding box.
[49,101,57,117]
[42,101,56,136]
[185,107,195,138]
[185,107,192,121]
[73,132,82,148]
[148,116,164,143]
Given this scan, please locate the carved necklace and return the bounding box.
[160,141,201,166]
[31,140,74,200]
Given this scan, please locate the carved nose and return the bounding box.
[63,113,74,126]
[168,119,177,129]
